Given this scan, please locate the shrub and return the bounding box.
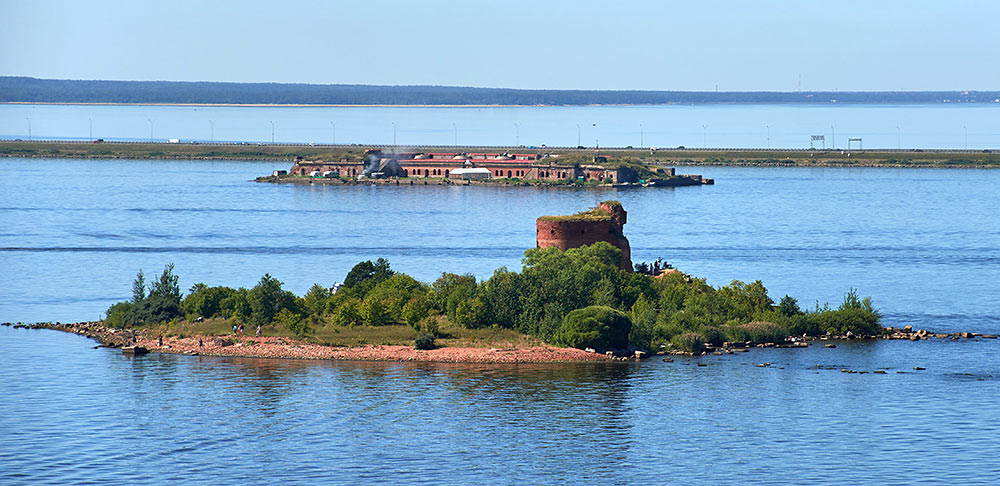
[276,308,308,335]
[414,332,436,350]
[671,331,706,354]
[104,301,134,329]
[724,321,787,344]
[555,305,632,351]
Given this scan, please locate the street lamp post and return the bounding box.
[89,118,93,142]
[515,123,519,146]
[330,121,336,145]
[392,122,396,146]
[148,119,153,143]
[640,124,644,148]
[269,121,275,144]
[766,125,770,149]
[26,118,31,141]
[577,124,581,147]
[964,126,968,150]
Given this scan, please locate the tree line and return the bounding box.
[4,77,998,105]
[105,242,882,352]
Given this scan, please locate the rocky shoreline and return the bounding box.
[5,321,996,363]
[3,321,609,364]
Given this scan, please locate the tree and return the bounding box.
[149,264,181,303]
[629,293,657,349]
[360,297,391,326]
[342,258,394,297]
[331,298,362,327]
[556,305,632,351]
[778,295,802,317]
[303,283,331,316]
[248,274,294,326]
[132,270,146,304]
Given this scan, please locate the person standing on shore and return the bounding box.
[256,324,261,336]
[233,323,238,335]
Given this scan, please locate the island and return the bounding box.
[267,149,711,187]
[10,201,994,364]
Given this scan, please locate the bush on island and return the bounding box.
[724,321,786,344]
[671,331,707,354]
[414,332,436,350]
[556,305,631,352]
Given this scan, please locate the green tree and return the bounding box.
[629,293,657,349]
[360,297,392,326]
[331,298,362,327]
[777,295,802,317]
[132,270,146,304]
[303,283,331,316]
[342,258,394,297]
[248,274,295,326]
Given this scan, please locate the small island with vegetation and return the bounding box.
[14,202,991,364]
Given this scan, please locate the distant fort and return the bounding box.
[285,149,711,186]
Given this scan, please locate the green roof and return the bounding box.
[538,206,612,222]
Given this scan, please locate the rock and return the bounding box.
[873,370,887,374]
[697,362,707,367]
[713,351,723,356]
[913,366,926,370]
[585,347,596,353]
[982,335,997,339]
[961,332,972,339]
[634,350,647,359]
[824,344,837,348]
[662,358,673,362]
[903,325,913,332]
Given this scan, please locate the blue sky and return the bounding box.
[2,0,997,91]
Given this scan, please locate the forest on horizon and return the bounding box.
[2,77,998,106]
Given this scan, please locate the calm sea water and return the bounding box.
[2,103,999,149]
[2,326,998,485]
[2,155,1000,484]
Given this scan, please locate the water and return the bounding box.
[2,103,999,149]
[2,151,1000,483]
[2,326,998,485]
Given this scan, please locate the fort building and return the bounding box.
[536,201,633,271]
[288,150,640,183]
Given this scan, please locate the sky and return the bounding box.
[2,0,998,91]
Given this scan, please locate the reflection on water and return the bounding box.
[2,327,999,485]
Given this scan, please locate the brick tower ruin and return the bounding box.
[536,201,633,271]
